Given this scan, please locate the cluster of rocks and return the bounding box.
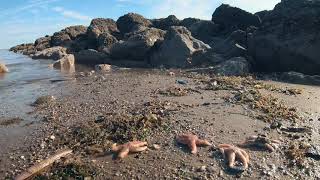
[9,0,320,75]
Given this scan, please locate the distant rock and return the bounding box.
[110,28,165,61]
[180,18,201,28]
[74,49,110,64]
[53,54,75,69]
[117,13,152,35]
[51,25,87,47]
[10,43,36,55]
[152,15,180,30]
[214,57,250,76]
[0,63,9,73]
[32,46,67,60]
[249,0,320,75]
[212,4,261,33]
[150,26,210,67]
[34,36,51,51]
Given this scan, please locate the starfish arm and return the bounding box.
[118,147,130,159]
[271,139,281,144]
[219,148,226,158]
[131,141,148,148]
[189,139,198,154]
[130,146,148,153]
[265,144,275,152]
[238,148,249,162]
[196,139,212,146]
[236,151,249,169]
[111,143,121,152]
[218,144,233,148]
[225,150,236,168]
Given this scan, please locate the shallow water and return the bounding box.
[0,49,74,120]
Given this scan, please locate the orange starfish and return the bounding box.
[218,144,250,172]
[176,133,212,154]
[111,141,148,159]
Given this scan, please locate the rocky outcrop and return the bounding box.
[188,20,222,45]
[51,25,87,47]
[0,63,9,73]
[212,4,261,34]
[9,43,36,55]
[249,0,320,75]
[117,13,152,35]
[150,26,210,67]
[214,57,250,76]
[180,18,201,28]
[53,54,75,69]
[74,49,110,64]
[110,28,165,61]
[32,46,67,60]
[152,15,180,30]
[34,36,51,51]
[97,33,118,53]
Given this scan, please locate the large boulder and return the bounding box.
[214,57,250,76]
[212,4,261,33]
[149,26,211,67]
[249,0,320,75]
[74,49,110,64]
[110,28,165,61]
[0,63,9,73]
[34,36,51,51]
[192,49,225,66]
[51,25,87,47]
[53,54,75,69]
[151,15,180,30]
[32,46,67,60]
[97,33,118,53]
[117,13,152,35]
[188,20,222,45]
[180,18,201,28]
[9,43,36,55]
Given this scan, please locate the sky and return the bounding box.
[0,0,281,49]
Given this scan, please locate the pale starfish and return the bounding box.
[239,134,281,152]
[218,144,250,172]
[176,133,212,154]
[111,141,148,159]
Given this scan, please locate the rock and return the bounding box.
[188,20,222,44]
[95,64,112,72]
[64,25,87,39]
[214,57,250,76]
[32,46,67,60]
[198,166,207,172]
[69,35,90,52]
[51,25,87,47]
[0,63,9,73]
[97,33,118,53]
[9,43,36,55]
[74,49,110,64]
[306,145,320,160]
[117,13,152,35]
[192,49,225,66]
[180,18,201,28]
[249,0,320,75]
[280,72,320,85]
[152,144,161,150]
[152,15,180,30]
[150,26,210,68]
[33,95,56,106]
[110,28,165,61]
[53,54,75,69]
[212,4,261,33]
[34,36,51,51]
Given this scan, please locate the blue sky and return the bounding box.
[0,0,280,49]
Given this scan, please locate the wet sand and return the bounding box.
[1,69,320,179]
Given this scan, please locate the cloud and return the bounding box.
[52,6,91,21]
[221,0,280,12]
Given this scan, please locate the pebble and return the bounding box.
[152,144,161,150]
[198,166,206,172]
[50,135,55,140]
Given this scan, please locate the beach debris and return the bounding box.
[177,79,188,85]
[239,134,281,152]
[152,144,161,150]
[15,149,73,180]
[287,142,309,166]
[95,64,112,72]
[176,133,212,154]
[218,144,249,173]
[306,145,320,160]
[280,126,312,134]
[168,71,175,76]
[33,95,56,106]
[283,88,302,95]
[158,86,189,96]
[0,117,23,126]
[0,63,9,73]
[111,141,148,159]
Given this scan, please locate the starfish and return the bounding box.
[218,144,250,172]
[111,141,148,159]
[239,134,281,152]
[176,133,212,154]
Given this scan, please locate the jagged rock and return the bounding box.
[188,20,222,44]
[192,49,225,66]
[212,4,261,33]
[97,33,118,53]
[53,54,75,69]
[249,0,320,75]
[255,10,269,22]
[180,18,201,28]
[152,15,180,30]
[214,57,250,76]
[9,43,36,55]
[34,36,51,51]
[0,63,9,73]
[64,25,87,39]
[32,46,67,60]
[110,28,165,61]
[74,49,110,64]
[117,13,152,35]
[51,26,87,47]
[150,26,210,67]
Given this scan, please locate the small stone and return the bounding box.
[50,135,55,140]
[169,72,175,76]
[207,166,215,173]
[20,156,25,160]
[198,166,206,172]
[152,144,161,150]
